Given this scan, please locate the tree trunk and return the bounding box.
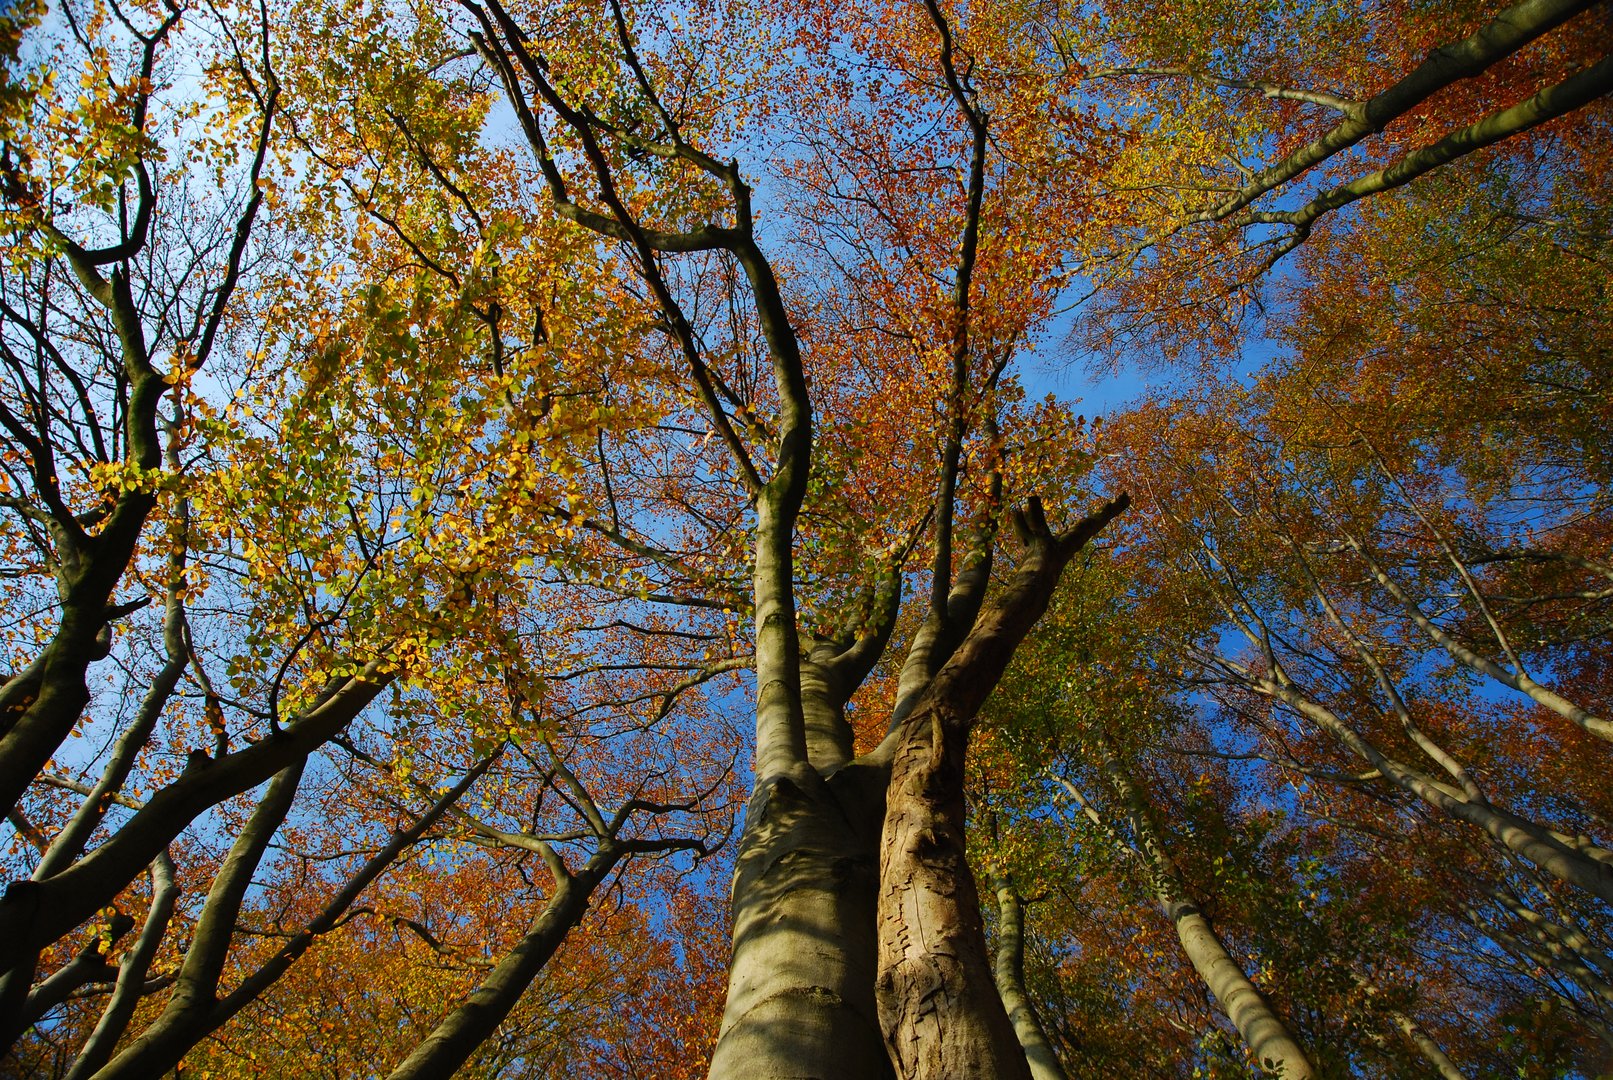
[1167,901,1315,1078]
[384,853,614,1080]
[706,763,891,1080]
[710,499,1125,1080]
[1355,974,1467,1080]
[1093,756,1315,1079]
[1393,1012,1467,1080]
[993,880,1068,1080]
[1264,681,1613,906]
[871,499,1125,1080]
[877,713,1031,1080]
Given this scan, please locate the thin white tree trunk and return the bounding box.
[1058,760,1316,1079]
[993,880,1068,1080]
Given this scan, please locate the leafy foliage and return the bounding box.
[1,0,1608,1077]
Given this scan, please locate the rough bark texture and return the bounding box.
[873,497,1128,1080]
[878,712,1031,1080]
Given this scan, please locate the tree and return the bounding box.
[3,0,1610,1075]
[1089,116,1613,1066]
[0,1,728,1074]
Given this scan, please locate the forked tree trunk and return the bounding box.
[873,498,1128,1080]
[709,499,1125,1080]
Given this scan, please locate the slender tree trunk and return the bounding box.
[993,880,1068,1080]
[86,763,307,1079]
[1354,974,1467,1080]
[65,853,176,1080]
[1069,756,1316,1079]
[384,852,616,1080]
[1260,680,1613,906]
[1391,1011,1467,1080]
[1166,901,1315,1078]
[84,760,490,1079]
[1132,821,1314,1076]
[0,668,388,974]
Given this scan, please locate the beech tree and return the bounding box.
[0,1,727,1075]
[2,0,1610,1076]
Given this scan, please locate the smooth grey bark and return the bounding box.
[1190,532,1613,907]
[1229,668,1613,906]
[1393,1016,1467,1080]
[3,919,127,1050]
[1062,757,1316,1079]
[1342,532,1613,745]
[801,648,859,772]
[86,756,492,1080]
[1353,974,1468,1080]
[1168,905,1315,1079]
[992,880,1068,1080]
[1102,770,1317,1078]
[798,576,899,771]
[1177,0,1603,226]
[1249,53,1613,254]
[708,764,891,1080]
[84,762,307,1079]
[710,586,899,1079]
[455,16,874,1070]
[472,11,898,1071]
[703,259,887,1080]
[64,852,177,1080]
[0,667,389,974]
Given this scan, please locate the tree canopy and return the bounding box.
[0,0,1609,1076]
